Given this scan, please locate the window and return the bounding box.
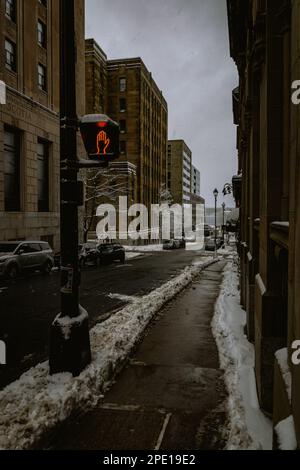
[37,20,46,48]
[4,128,20,212]
[5,39,16,72]
[37,140,49,212]
[38,63,47,91]
[119,98,126,112]
[5,0,16,22]
[119,119,126,133]
[27,243,42,253]
[40,236,53,249]
[120,141,126,154]
[119,77,126,92]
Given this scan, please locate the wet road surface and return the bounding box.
[0,249,208,389]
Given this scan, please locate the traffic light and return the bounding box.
[79,114,120,162]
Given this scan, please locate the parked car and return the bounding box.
[205,239,216,252]
[163,239,185,250]
[79,243,98,267]
[163,240,177,250]
[54,242,99,269]
[0,241,54,279]
[96,243,125,265]
[205,237,225,252]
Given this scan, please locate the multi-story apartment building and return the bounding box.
[85,38,108,116]
[227,0,300,448]
[84,40,168,240]
[0,0,85,251]
[167,140,192,206]
[107,57,168,209]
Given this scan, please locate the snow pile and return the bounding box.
[53,305,88,341]
[125,252,144,260]
[124,244,163,252]
[275,416,297,450]
[275,348,292,402]
[212,256,272,450]
[0,258,216,450]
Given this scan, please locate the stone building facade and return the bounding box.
[227,0,300,448]
[0,0,85,252]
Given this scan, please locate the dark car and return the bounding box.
[79,243,98,267]
[205,239,216,252]
[163,240,177,250]
[0,241,54,279]
[205,238,225,252]
[163,239,185,250]
[54,243,98,269]
[96,244,125,265]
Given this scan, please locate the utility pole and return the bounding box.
[49,0,91,376]
[213,188,219,258]
[222,202,226,244]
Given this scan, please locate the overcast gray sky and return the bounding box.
[85,0,238,207]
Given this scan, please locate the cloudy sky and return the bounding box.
[85,0,238,206]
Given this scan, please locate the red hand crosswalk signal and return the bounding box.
[79,114,119,162]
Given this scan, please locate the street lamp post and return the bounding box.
[49,0,91,376]
[222,202,226,244]
[213,188,219,258]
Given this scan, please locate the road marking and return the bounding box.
[99,403,142,412]
[130,360,147,367]
[154,412,172,450]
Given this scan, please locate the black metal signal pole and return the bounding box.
[49,0,91,376]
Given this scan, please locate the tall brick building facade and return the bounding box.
[167,140,193,206]
[0,0,85,251]
[228,0,300,448]
[85,40,168,209]
[107,58,168,209]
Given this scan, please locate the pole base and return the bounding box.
[49,306,91,376]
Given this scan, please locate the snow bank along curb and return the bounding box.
[0,258,216,450]
[212,256,273,450]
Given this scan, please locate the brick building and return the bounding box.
[107,57,168,209]
[84,40,168,241]
[0,0,85,251]
[167,140,192,206]
[227,0,300,448]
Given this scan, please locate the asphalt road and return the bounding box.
[0,249,207,390]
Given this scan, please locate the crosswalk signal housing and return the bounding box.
[80,114,120,162]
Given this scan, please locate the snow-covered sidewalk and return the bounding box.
[212,256,273,450]
[0,257,215,450]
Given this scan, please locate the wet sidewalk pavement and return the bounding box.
[49,260,229,450]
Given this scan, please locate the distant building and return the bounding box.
[0,0,86,251]
[167,140,192,206]
[191,165,201,197]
